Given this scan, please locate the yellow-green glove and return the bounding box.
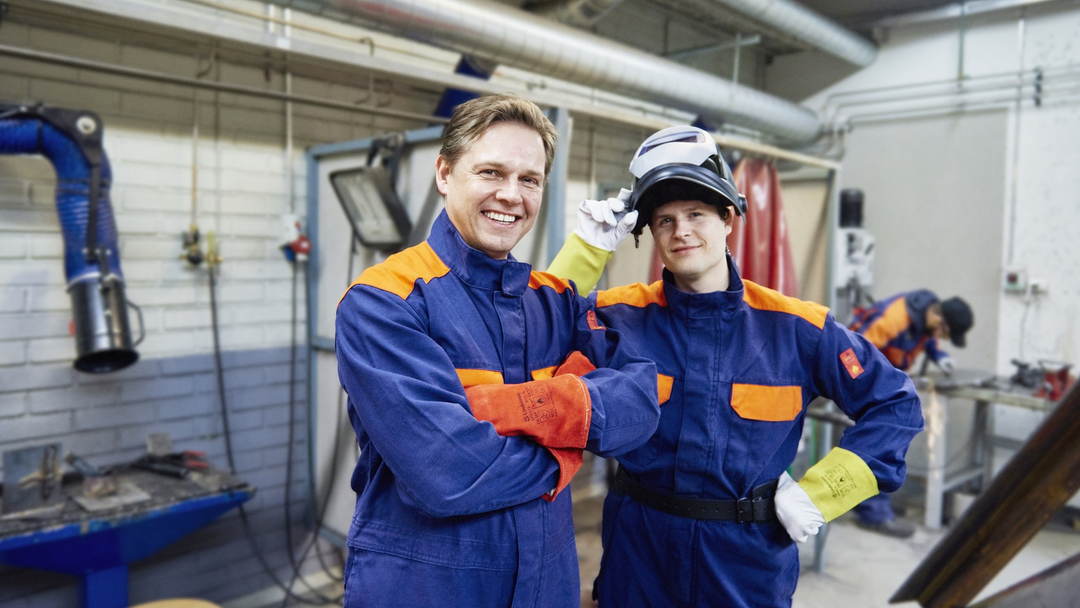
[798,447,879,522]
[547,233,613,295]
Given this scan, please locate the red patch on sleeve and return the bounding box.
[840,348,865,379]
[587,310,605,331]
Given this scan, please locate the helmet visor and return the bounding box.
[629,164,742,234]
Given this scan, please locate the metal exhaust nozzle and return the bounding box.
[68,274,141,373]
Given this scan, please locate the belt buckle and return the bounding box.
[735,497,753,523]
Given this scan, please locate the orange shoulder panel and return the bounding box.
[529,271,574,294]
[339,242,450,305]
[596,281,666,309]
[862,298,911,350]
[742,280,828,329]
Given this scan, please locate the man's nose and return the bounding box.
[495,178,522,204]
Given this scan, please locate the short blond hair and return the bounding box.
[439,94,558,178]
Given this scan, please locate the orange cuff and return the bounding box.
[542,447,584,501]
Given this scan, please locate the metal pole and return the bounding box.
[545,107,572,266]
[0,43,446,125]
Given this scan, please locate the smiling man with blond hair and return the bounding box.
[334,94,659,608]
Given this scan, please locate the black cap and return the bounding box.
[941,297,973,347]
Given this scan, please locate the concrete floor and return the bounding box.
[244,482,1080,608]
[572,490,1080,608]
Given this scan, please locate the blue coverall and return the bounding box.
[849,289,945,524]
[592,258,923,608]
[335,211,660,608]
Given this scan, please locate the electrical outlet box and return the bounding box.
[1002,267,1027,293]
[1029,278,1049,295]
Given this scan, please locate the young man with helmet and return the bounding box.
[547,125,924,607]
[847,289,973,538]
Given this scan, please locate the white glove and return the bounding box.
[572,188,638,252]
[936,356,955,375]
[774,472,825,543]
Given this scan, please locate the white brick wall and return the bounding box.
[0,7,437,605]
[0,1,677,604]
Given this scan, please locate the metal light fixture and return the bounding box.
[330,165,412,251]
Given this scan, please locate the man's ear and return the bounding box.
[435,155,451,196]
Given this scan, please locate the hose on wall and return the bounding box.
[0,103,141,373]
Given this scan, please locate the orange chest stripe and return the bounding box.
[730,384,803,422]
[457,369,505,388]
[658,374,674,405]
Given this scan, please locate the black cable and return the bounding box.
[208,265,342,605]
[281,260,309,604]
[281,236,365,605]
[280,257,345,608]
[309,238,361,583]
[1018,291,1032,361]
[296,238,364,591]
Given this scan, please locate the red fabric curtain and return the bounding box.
[727,158,799,297]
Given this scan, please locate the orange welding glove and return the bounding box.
[465,373,592,449]
[466,351,596,500]
[537,351,593,499]
[553,350,597,377]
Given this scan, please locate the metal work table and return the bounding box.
[916,371,1050,530]
[0,467,253,608]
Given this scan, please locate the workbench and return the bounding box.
[916,371,1050,530]
[0,467,253,608]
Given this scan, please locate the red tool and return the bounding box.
[1037,361,1075,402]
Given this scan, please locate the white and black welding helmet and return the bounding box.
[628,126,747,238]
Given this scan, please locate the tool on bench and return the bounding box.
[64,452,118,498]
[133,451,210,479]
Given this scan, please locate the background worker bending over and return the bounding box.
[848,289,974,537]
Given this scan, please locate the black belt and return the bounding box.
[612,467,778,523]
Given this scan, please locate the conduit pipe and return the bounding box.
[532,0,626,28]
[0,104,141,373]
[263,0,822,143]
[648,0,877,67]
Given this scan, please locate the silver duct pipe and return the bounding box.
[532,0,626,28]
[648,0,877,67]
[265,0,822,143]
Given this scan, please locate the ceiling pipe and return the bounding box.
[262,0,822,143]
[647,0,878,67]
[530,0,627,28]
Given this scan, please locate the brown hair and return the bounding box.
[439,94,558,178]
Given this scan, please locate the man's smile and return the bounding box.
[483,211,519,225]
